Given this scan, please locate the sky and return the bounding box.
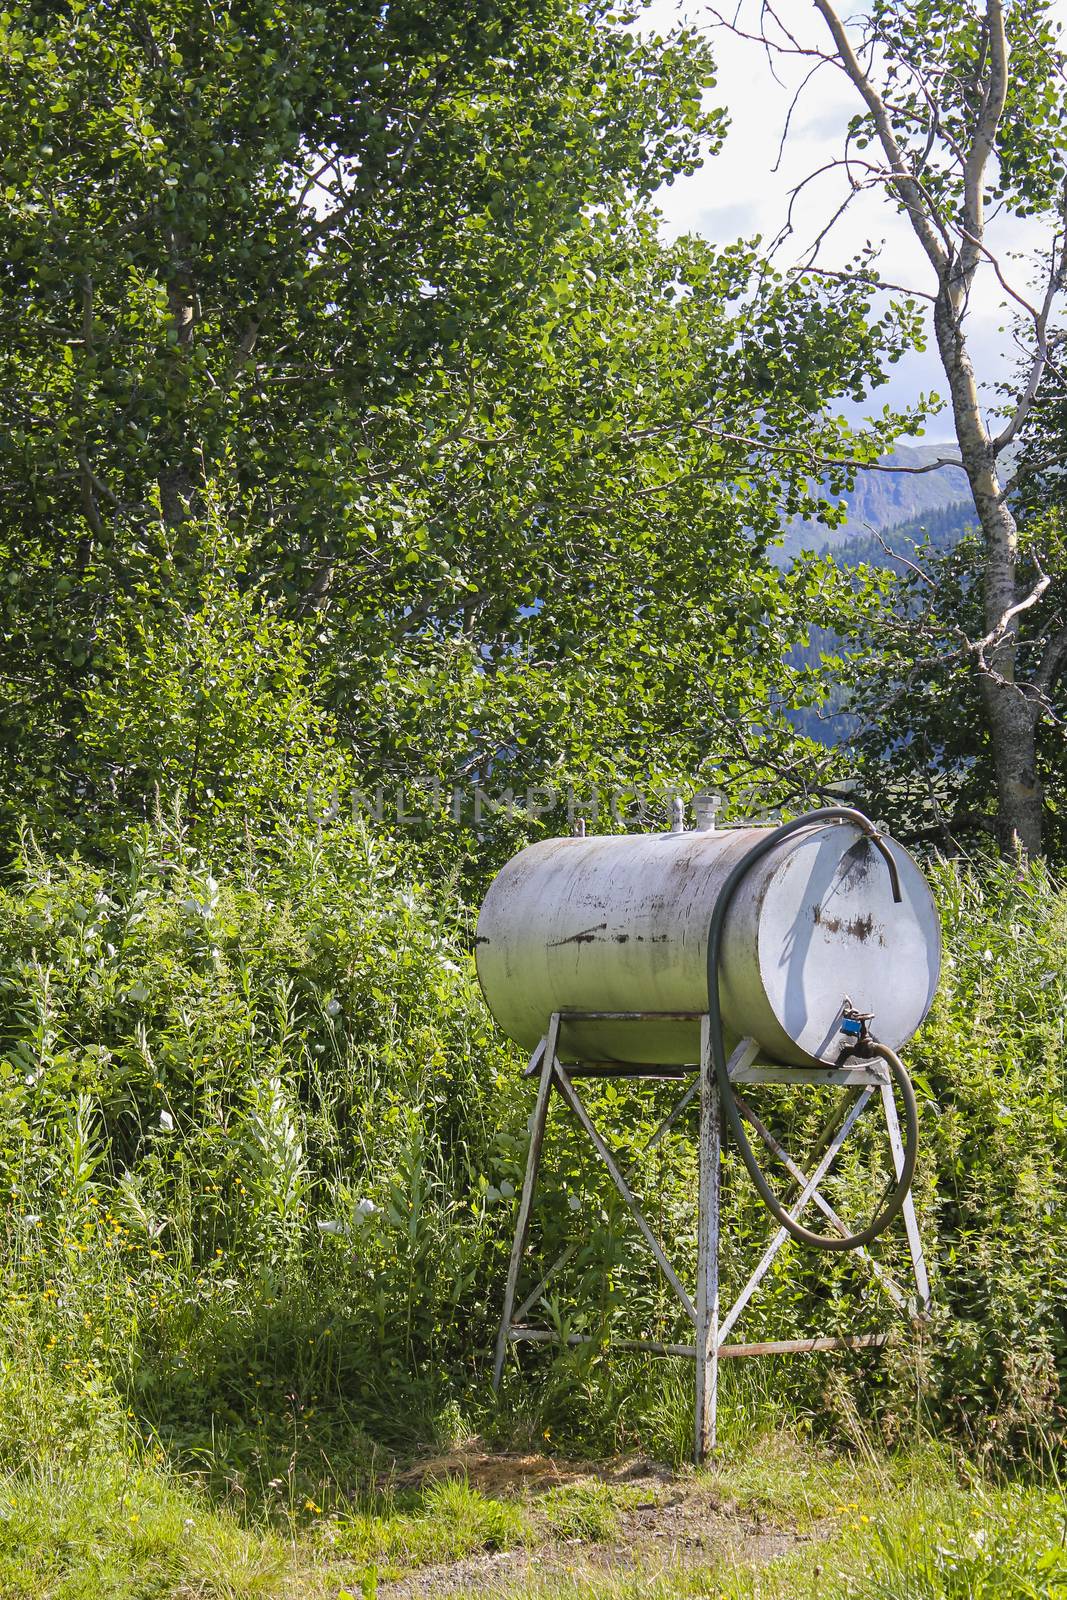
[641,0,1067,436]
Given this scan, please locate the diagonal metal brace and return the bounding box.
[512,1074,699,1325]
[733,1092,911,1316]
[718,1086,876,1343]
[552,1063,697,1325]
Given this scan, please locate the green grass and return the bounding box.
[330,1477,532,1572]
[483,1475,1067,1600]
[0,1426,1061,1599]
[540,1481,627,1544]
[0,1454,289,1600]
[0,822,1064,1598]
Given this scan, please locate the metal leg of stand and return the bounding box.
[492,1016,560,1390]
[694,1017,723,1464]
[879,1078,931,1314]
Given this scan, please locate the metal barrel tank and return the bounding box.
[475,820,941,1067]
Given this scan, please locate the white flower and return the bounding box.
[355,1197,377,1218]
[159,1110,174,1133]
[983,948,993,963]
[324,998,342,1018]
[317,1220,345,1237]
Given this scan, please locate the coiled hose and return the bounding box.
[705,808,919,1251]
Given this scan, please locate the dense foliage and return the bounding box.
[0,817,1062,1491]
[795,499,1067,858]
[0,0,921,866]
[786,502,975,753]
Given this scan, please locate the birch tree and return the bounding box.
[719,0,1067,856]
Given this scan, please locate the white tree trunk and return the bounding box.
[933,293,1043,857]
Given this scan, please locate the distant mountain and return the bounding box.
[826,498,977,571]
[778,443,971,561]
[786,499,977,746]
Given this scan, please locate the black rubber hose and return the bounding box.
[705,808,920,1251]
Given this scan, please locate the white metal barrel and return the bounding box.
[475,822,941,1067]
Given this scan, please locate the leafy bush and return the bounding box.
[0,815,523,1488]
[0,816,1063,1483]
[903,859,1067,1460]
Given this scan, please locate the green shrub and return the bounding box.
[0,817,1063,1478]
[0,815,524,1482]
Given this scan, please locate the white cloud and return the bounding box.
[643,0,1067,427]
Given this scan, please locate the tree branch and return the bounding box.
[1036,621,1067,695]
[812,0,950,277]
[991,189,1067,452]
[956,1,1009,302]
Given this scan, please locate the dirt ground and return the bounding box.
[380,1448,828,1598]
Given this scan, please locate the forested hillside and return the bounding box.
[779,445,970,560]
[787,501,977,745]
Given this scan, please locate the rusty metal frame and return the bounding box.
[492,1011,930,1463]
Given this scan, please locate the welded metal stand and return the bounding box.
[492,1011,930,1465]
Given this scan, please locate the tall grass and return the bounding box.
[0,817,1063,1505]
[0,815,522,1496]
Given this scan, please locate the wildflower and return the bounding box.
[159,1110,174,1133]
